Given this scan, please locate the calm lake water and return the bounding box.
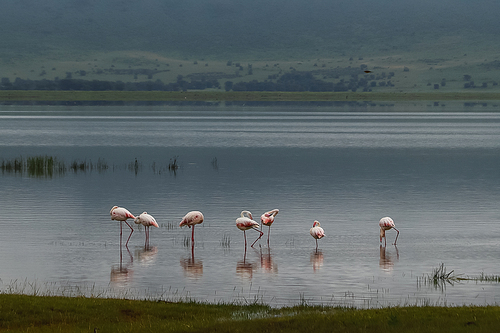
[0,101,499,307]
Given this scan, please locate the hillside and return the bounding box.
[2,1,500,93]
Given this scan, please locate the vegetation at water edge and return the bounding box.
[0,294,499,332]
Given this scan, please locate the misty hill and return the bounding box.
[2,0,500,59]
[2,1,500,93]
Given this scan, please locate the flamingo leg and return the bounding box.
[124,221,134,247]
[119,221,123,248]
[250,228,264,248]
[243,230,247,249]
[119,232,123,263]
[191,225,195,245]
[315,238,318,251]
[393,227,400,245]
[267,225,271,246]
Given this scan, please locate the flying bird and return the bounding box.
[309,220,325,251]
[236,210,263,248]
[110,206,136,247]
[179,211,204,246]
[134,212,159,248]
[379,216,399,246]
[260,208,279,245]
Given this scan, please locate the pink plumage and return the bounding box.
[134,212,158,248]
[379,216,400,246]
[236,210,263,248]
[310,220,325,251]
[236,213,259,231]
[135,212,159,228]
[110,206,136,247]
[260,209,279,226]
[110,206,135,221]
[179,211,204,228]
[260,208,279,246]
[180,211,204,246]
[310,221,325,239]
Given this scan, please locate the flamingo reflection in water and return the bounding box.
[309,220,325,252]
[135,246,158,266]
[236,250,257,280]
[134,212,159,249]
[260,209,279,246]
[236,210,263,248]
[379,245,399,272]
[259,247,278,274]
[180,246,203,279]
[179,211,204,248]
[379,216,400,246]
[110,206,136,247]
[310,250,324,272]
[110,246,133,287]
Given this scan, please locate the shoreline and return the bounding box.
[2,90,500,102]
[1,294,499,332]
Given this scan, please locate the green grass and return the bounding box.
[0,294,499,332]
[3,90,500,102]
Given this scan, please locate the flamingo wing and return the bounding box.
[110,206,135,221]
[310,226,325,239]
[379,217,395,229]
[236,217,260,231]
[137,212,159,228]
[261,214,274,226]
[180,211,204,227]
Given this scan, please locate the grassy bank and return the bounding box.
[0,294,499,332]
[2,90,500,102]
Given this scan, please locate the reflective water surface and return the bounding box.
[0,102,499,307]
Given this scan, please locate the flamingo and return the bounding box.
[134,212,159,248]
[110,206,136,247]
[260,208,279,245]
[379,216,399,246]
[179,211,204,246]
[236,210,263,248]
[309,220,325,251]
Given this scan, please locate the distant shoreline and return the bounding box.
[2,90,500,102]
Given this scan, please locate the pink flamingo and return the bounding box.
[134,212,159,248]
[110,206,136,247]
[309,220,325,251]
[179,211,204,246]
[236,210,263,248]
[260,208,279,245]
[379,216,399,246]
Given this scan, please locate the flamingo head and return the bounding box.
[110,206,118,215]
[312,220,320,227]
[241,210,253,220]
[268,209,279,217]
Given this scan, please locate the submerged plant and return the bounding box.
[168,156,179,171]
[1,155,113,177]
[211,157,218,170]
[475,272,500,282]
[431,263,457,281]
[220,233,231,248]
[417,263,461,291]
